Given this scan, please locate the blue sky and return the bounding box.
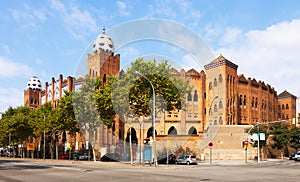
[1,0,300,112]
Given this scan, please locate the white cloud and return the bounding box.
[9,3,46,28]
[216,19,300,96]
[117,1,130,16]
[0,56,32,78]
[0,88,23,112]
[49,0,98,40]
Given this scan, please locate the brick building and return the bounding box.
[24,29,297,159]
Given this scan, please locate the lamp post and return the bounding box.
[209,95,218,165]
[135,71,157,167]
[43,113,46,160]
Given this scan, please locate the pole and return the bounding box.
[257,123,260,163]
[43,114,46,160]
[209,96,218,165]
[135,71,157,167]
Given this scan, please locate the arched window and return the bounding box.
[187,92,192,101]
[286,104,289,109]
[214,78,217,86]
[251,97,254,108]
[204,92,206,99]
[282,104,285,110]
[282,114,285,118]
[214,104,218,112]
[278,105,281,110]
[209,82,212,89]
[255,98,258,108]
[219,74,223,82]
[168,126,177,135]
[219,101,223,109]
[278,113,281,118]
[188,126,197,135]
[219,117,223,125]
[204,108,206,114]
[194,90,198,102]
[244,95,247,106]
[239,95,242,106]
[92,70,94,77]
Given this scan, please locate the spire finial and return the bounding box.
[102,26,105,34]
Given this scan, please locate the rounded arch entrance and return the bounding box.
[146,127,157,138]
[188,126,197,135]
[168,126,177,135]
[125,127,138,144]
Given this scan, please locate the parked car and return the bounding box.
[71,152,83,160]
[157,153,176,164]
[289,152,297,160]
[294,151,300,161]
[79,153,91,160]
[60,153,69,160]
[100,153,120,162]
[175,155,197,165]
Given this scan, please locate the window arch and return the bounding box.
[219,117,223,125]
[219,101,223,109]
[255,97,258,108]
[219,74,223,82]
[244,95,247,106]
[194,90,198,101]
[188,126,197,135]
[286,104,289,109]
[209,82,212,89]
[282,104,285,110]
[187,92,192,101]
[168,126,177,135]
[239,95,242,106]
[214,78,217,86]
[214,104,218,112]
[204,92,206,99]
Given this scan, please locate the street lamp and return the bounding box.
[209,95,218,165]
[135,71,157,167]
[43,113,46,160]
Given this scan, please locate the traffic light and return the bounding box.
[242,140,248,150]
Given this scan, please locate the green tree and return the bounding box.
[112,58,191,120]
[73,75,102,161]
[269,122,290,157]
[289,127,300,152]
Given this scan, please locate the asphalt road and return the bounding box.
[0,158,299,182]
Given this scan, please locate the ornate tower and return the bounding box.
[87,28,120,86]
[24,76,42,109]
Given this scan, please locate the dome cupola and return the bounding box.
[92,27,114,54]
[27,76,42,90]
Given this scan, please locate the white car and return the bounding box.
[294,151,300,161]
[175,155,197,165]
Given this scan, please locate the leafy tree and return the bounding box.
[289,127,300,152]
[112,58,191,121]
[73,75,102,161]
[95,76,116,128]
[57,91,79,135]
[269,122,290,157]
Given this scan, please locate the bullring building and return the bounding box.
[24,29,297,159]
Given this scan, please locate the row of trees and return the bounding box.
[0,58,190,159]
[247,123,300,157]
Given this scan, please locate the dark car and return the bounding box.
[71,152,83,160]
[289,152,297,160]
[157,153,176,164]
[100,153,120,162]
